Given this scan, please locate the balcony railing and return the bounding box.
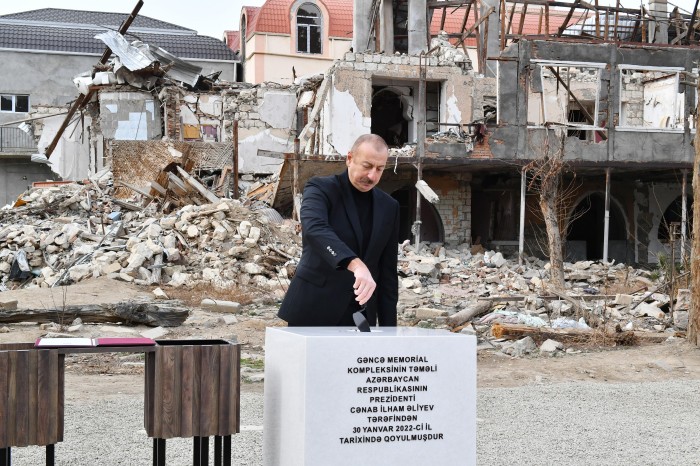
[0,127,37,153]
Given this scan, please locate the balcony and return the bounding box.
[0,127,37,154]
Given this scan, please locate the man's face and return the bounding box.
[346,142,388,192]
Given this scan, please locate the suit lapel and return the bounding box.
[337,171,364,254]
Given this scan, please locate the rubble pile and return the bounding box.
[396,243,688,344]
[0,171,300,295]
[1,176,688,350]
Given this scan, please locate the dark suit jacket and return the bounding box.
[278,170,400,326]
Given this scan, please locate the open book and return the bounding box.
[35,337,156,348]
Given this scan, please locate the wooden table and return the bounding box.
[0,340,240,466]
[145,340,240,466]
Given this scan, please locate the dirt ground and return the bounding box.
[2,277,700,394]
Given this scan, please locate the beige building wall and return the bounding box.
[244,32,351,84]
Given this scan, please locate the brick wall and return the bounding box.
[431,173,472,245]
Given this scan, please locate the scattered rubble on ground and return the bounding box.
[0,173,691,361]
[0,169,300,297]
[395,243,688,356]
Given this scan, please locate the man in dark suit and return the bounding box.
[278,134,400,327]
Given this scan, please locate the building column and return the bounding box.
[380,0,395,55]
[481,0,501,77]
[603,168,611,263]
[519,168,526,265]
[353,0,373,52]
[408,0,428,55]
[648,0,669,44]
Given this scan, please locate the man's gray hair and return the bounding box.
[349,134,389,155]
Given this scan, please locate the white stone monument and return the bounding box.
[263,327,476,466]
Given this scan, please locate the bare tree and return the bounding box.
[524,128,569,292]
[690,88,700,346]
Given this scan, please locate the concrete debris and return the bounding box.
[539,339,564,353]
[201,298,241,314]
[1,177,687,354]
[395,242,685,355]
[0,171,300,294]
[502,336,538,357]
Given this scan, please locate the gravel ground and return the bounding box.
[9,379,700,465]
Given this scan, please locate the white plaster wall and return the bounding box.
[643,77,684,128]
[238,128,290,174]
[328,89,371,155]
[37,114,92,180]
[445,94,462,125]
[259,91,297,128]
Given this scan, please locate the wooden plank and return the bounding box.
[517,3,529,36]
[218,347,231,436]
[149,180,167,197]
[180,345,195,438]
[175,165,220,204]
[557,0,580,36]
[153,348,166,438]
[0,351,8,447]
[158,346,182,439]
[37,351,51,445]
[167,172,189,196]
[117,181,154,200]
[232,345,241,433]
[144,352,155,436]
[505,1,515,47]
[457,2,474,53]
[171,345,183,439]
[57,353,65,443]
[27,351,38,446]
[192,345,201,436]
[13,351,29,447]
[199,345,219,437]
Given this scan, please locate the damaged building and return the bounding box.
[5,1,698,269]
[250,0,698,267]
[0,6,238,206]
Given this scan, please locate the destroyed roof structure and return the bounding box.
[0,6,239,207]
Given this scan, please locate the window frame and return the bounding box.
[526,60,605,134]
[295,3,323,55]
[616,64,686,133]
[0,94,30,113]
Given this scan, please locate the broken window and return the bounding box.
[527,61,604,140]
[296,4,322,54]
[618,66,685,131]
[371,82,441,147]
[0,94,29,113]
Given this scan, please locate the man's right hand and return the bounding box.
[347,258,376,306]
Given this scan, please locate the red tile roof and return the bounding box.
[243,0,353,38]
[242,6,262,39]
[224,30,240,52]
